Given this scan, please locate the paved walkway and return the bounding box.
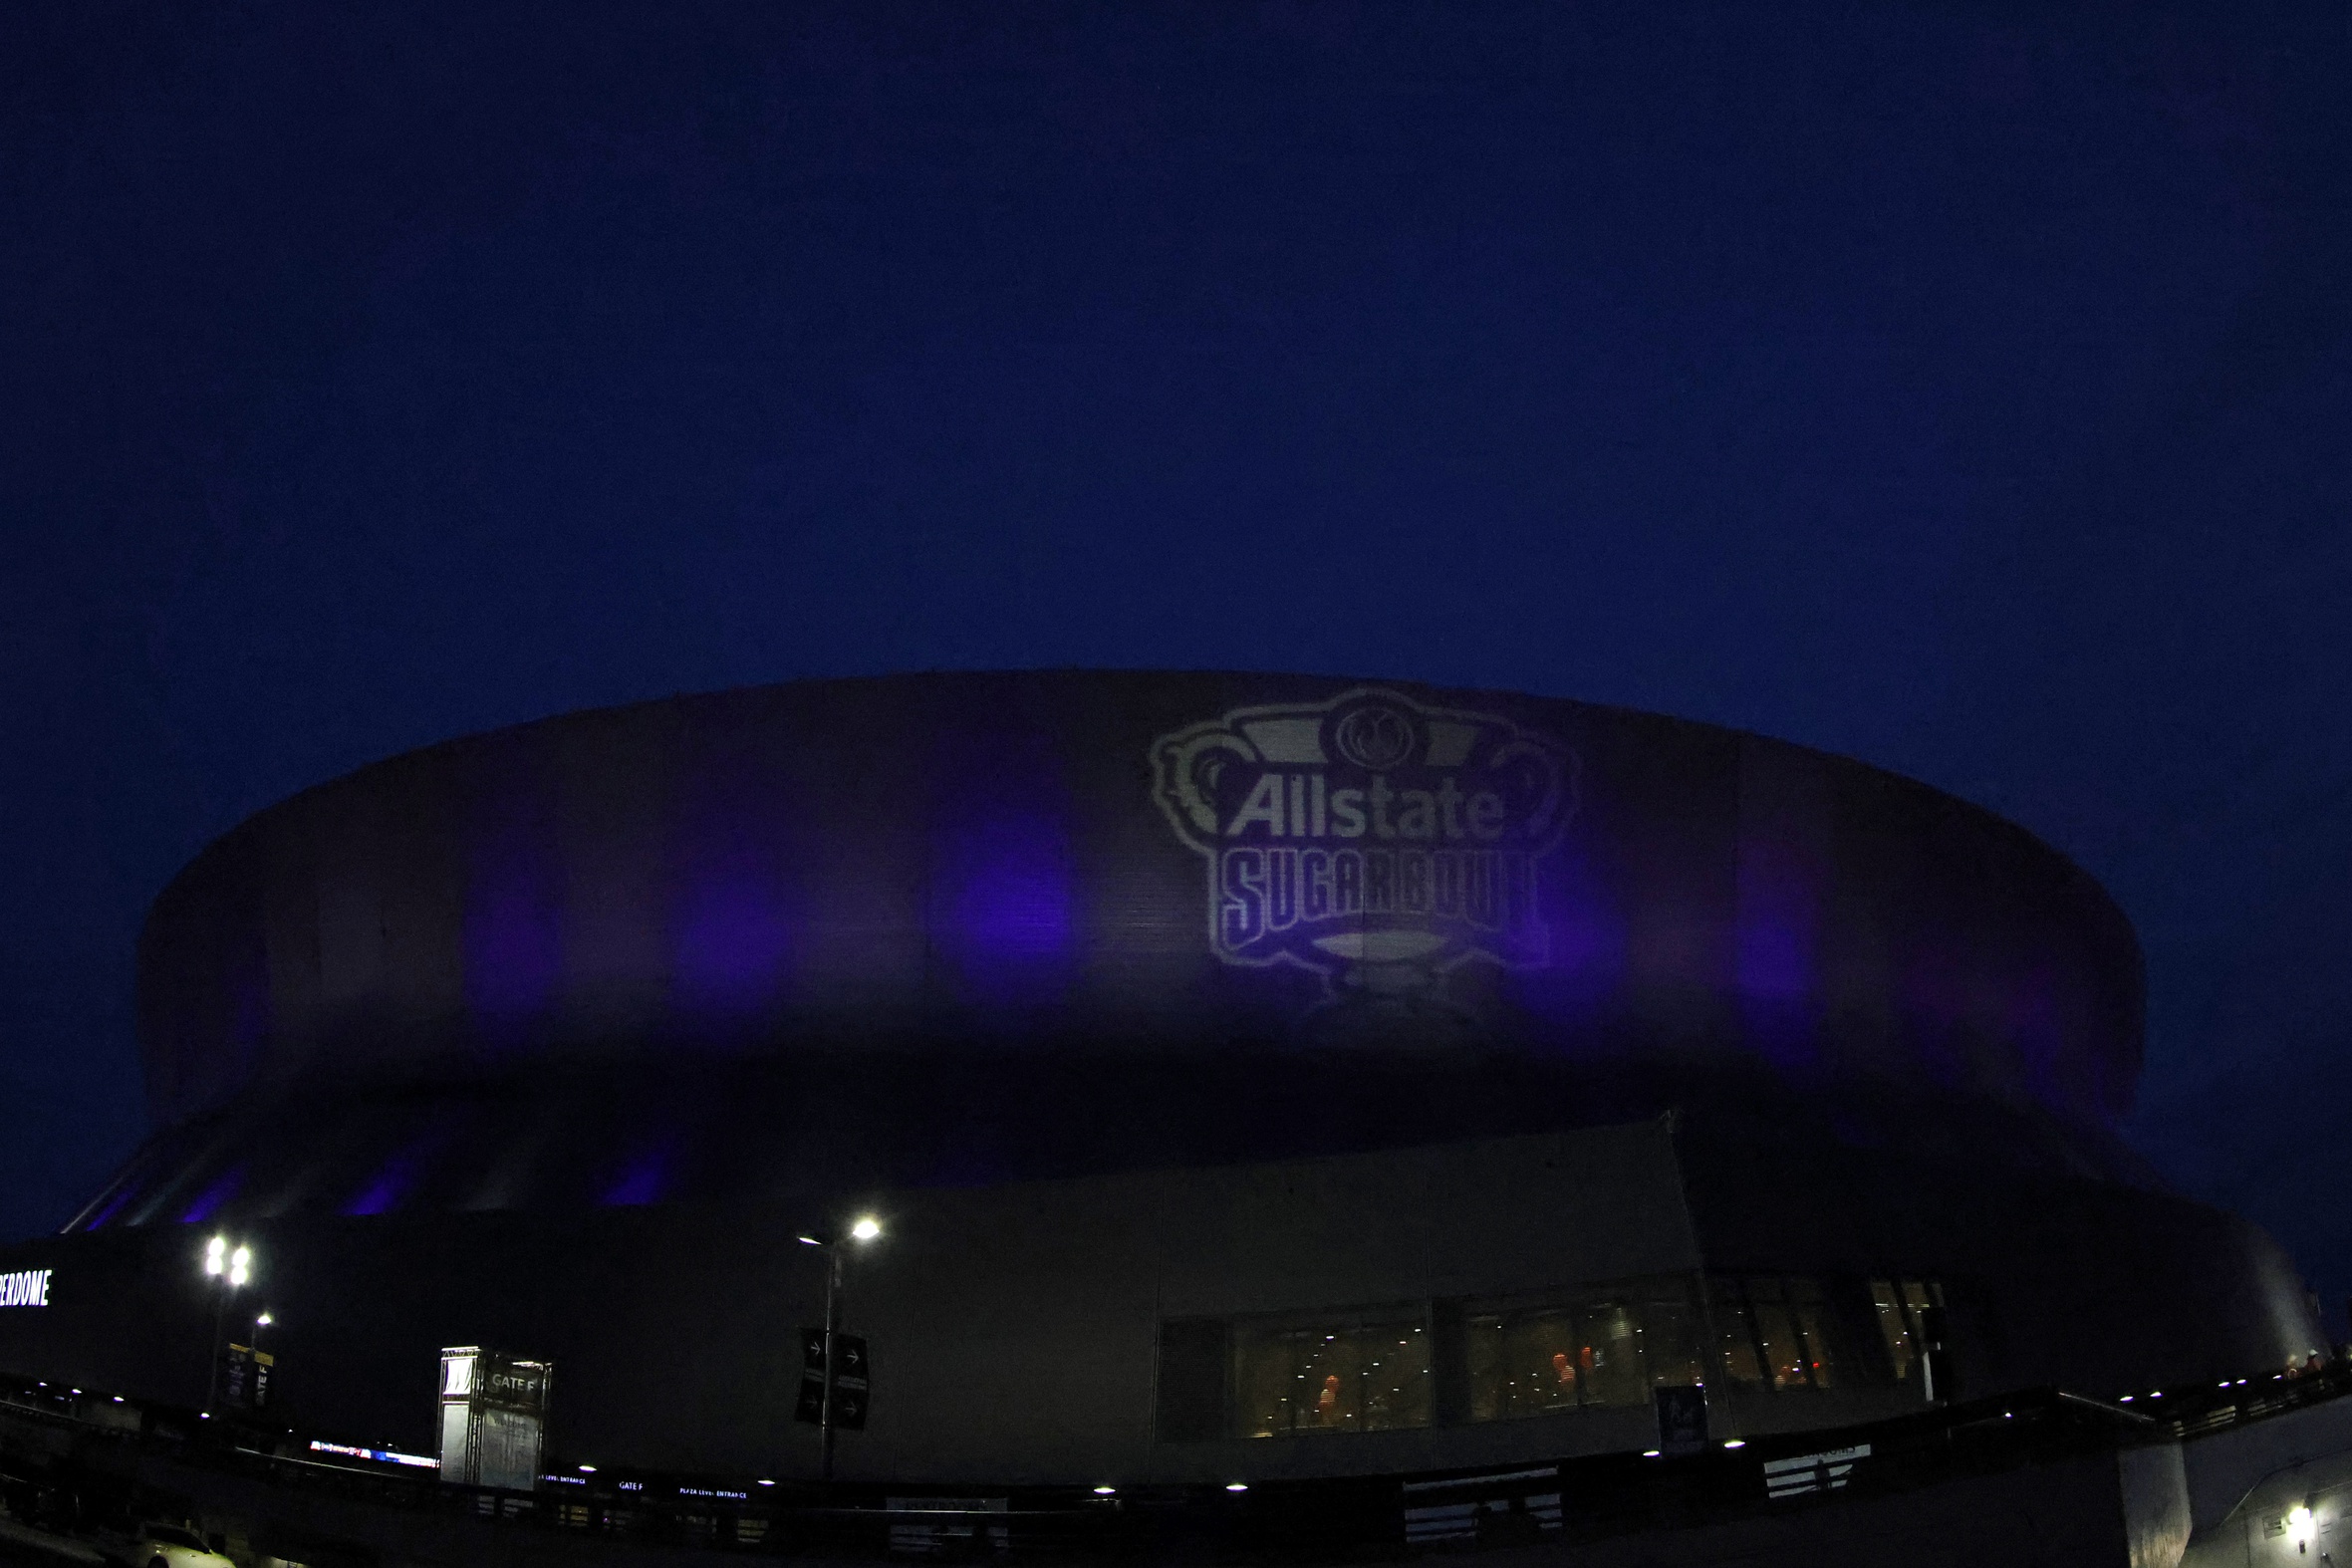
[0,1516,105,1567]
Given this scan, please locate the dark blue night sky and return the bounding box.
[4,4,2348,1311]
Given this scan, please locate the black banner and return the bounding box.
[221,1343,274,1412]
[795,1330,869,1429]
[1654,1385,1706,1455]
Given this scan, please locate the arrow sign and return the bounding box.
[828,1333,870,1394]
[795,1330,872,1428]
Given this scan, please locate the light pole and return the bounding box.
[798,1215,883,1482]
[250,1311,274,1410]
[200,1235,252,1412]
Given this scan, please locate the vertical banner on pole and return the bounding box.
[797,1328,871,1429]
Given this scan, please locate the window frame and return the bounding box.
[1458,1274,1711,1425]
[1226,1301,1436,1439]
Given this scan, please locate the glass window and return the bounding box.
[1715,1292,1765,1388]
[1464,1277,1709,1421]
[1713,1277,1853,1392]
[1870,1278,1945,1393]
[1786,1278,1838,1390]
[1467,1305,1582,1421]
[1871,1280,1916,1382]
[1232,1311,1431,1437]
[1638,1298,1706,1390]
[1745,1279,1812,1390]
[1577,1301,1647,1408]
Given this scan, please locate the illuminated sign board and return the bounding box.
[309,1438,439,1468]
[0,1269,51,1308]
[1153,687,1576,987]
[437,1345,551,1491]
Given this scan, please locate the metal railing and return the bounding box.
[4,1363,2347,1561]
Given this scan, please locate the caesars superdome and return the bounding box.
[0,672,2319,1482]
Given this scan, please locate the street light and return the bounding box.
[203,1235,251,1287]
[199,1235,255,1411]
[798,1215,884,1482]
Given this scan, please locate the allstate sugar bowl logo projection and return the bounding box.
[1152,689,1577,994]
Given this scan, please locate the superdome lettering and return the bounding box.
[1152,688,1577,980]
[0,1268,51,1308]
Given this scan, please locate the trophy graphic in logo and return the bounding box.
[1151,687,1577,993]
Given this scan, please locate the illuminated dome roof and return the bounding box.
[102,671,2143,1226]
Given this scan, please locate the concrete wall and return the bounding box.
[2179,1398,2352,1566]
[0,1118,2321,1488]
[6,1124,1699,1484]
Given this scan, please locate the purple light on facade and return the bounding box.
[179,1165,245,1225]
[213,941,272,1106]
[346,1165,408,1216]
[460,737,567,1043]
[1734,836,1823,1073]
[1507,836,1625,1033]
[934,810,1080,1005]
[70,1140,175,1232]
[1544,841,1626,982]
[1735,917,1813,1002]
[944,814,1077,959]
[345,1127,450,1217]
[2006,966,2087,1117]
[928,720,1081,1008]
[674,871,791,1016]
[669,741,800,1021]
[85,1181,142,1232]
[462,762,564,1039]
[1900,942,1980,1095]
[1734,840,1819,1004]
[600,1143,673,1207]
